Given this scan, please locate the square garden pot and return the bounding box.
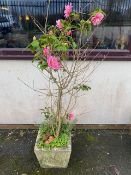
[34,131,72,168]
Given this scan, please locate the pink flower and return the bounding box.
[43,47,50,57]
[56,19,63,29]
[64,3,73,18]
[68,112,75,121]
[91,12,104,26]
[47,55,61,70]
[66,30,72,36]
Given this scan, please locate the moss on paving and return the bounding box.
[0,129,131,175]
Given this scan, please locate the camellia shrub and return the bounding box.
[29,3,105,148]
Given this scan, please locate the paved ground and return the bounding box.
[0,129,131,175]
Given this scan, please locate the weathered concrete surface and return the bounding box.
[0,129,131,175]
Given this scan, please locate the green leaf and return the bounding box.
[32,57,36,63]
[72,42,77,49]
[80,85,91,91]
[70,12,80,21]
[38,60,48,71]
[74,84,91,91]
[31,40,39,48]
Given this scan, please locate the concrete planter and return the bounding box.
[34,131,72,168]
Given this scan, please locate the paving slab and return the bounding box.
[0,129,131,175]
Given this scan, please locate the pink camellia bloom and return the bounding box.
[68,112,75,121]
[47,55,61,70]
[43,47,50,57]
[56,19,63,29]
[91,12,104,26]
[66,30,72,36]
[64,3,73,18]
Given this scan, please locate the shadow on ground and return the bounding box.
[0,129,131,175]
